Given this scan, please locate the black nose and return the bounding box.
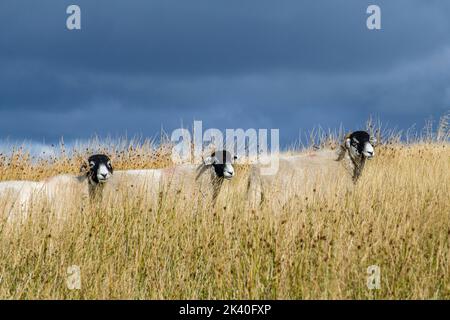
[101,173,107,178]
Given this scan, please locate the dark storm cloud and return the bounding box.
[2,0,449,75]
[0,0,449,144]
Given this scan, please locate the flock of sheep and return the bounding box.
[0,131,376,222]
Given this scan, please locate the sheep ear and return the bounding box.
[203,156,216,166]
[345,138,351,149]
[79,162,89,173]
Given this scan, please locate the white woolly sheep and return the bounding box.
[111,150,238,207]
[247,131,376,208]
[0,154,114,223]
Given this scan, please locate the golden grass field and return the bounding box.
[0,121,449,299]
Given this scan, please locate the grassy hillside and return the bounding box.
[0,118,449,299]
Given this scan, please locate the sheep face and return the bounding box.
[345,131,375,160]
[87,154,113,184]
[204,150,237,180]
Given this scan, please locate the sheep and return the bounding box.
[196,150,237,203]
[111,150,238,207]
[0,180,42,222]
[247,131,376,209]
[38,154,114,203]
[0,154,114,223]
[335,130,376,182]
[79,154,114,198]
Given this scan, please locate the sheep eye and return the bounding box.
[107,161,112,168]
[89,161,95,168]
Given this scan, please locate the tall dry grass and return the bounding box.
[0,136,174,182]
[0,118,449,299]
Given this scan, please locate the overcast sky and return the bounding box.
[0,0,449,146]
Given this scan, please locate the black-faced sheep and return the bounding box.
[0,154,114,222]
[247,131,377,209]
[112,150,238,207]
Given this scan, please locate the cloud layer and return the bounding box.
[0,0,449,145]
